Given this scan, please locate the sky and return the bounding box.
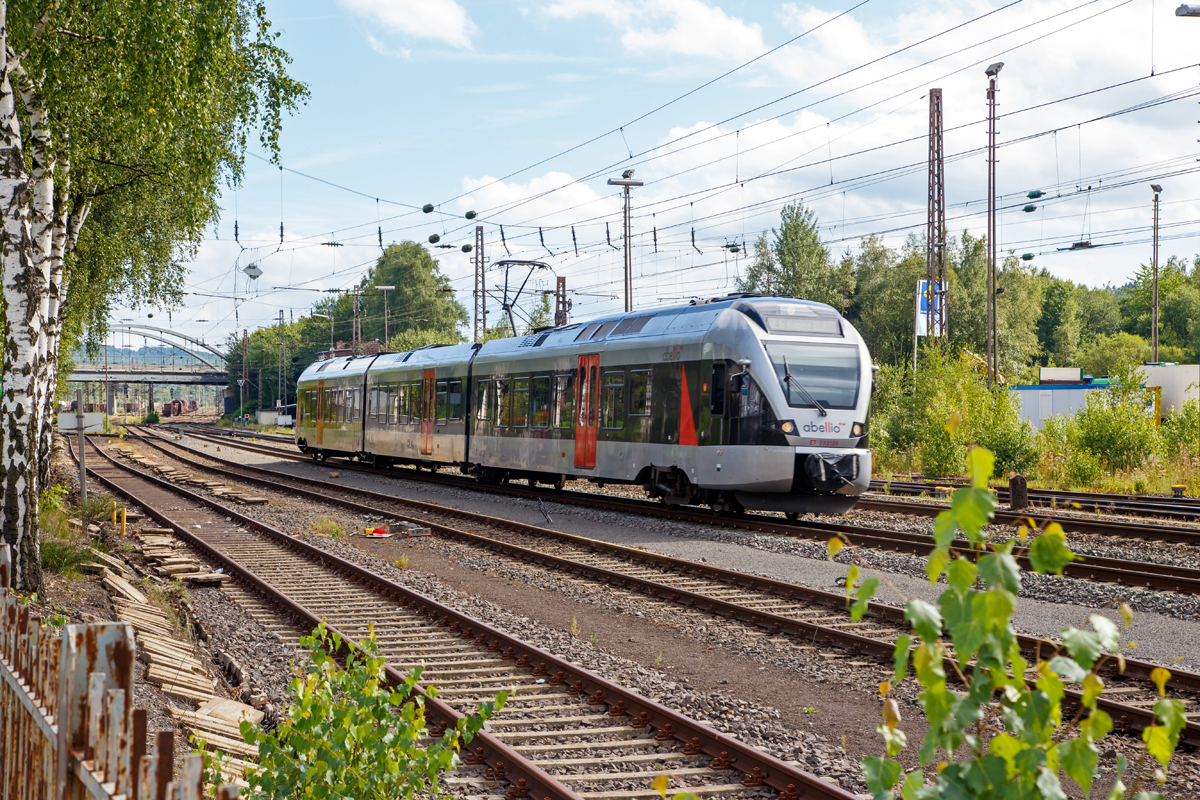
[106,0,1200,354]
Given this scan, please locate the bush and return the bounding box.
[1072,385,1159,471]
[1066,447,1103,486]
[840,446,1184,799]
[143,411,160,424]
[1162,399,1200,458]
[240,623,504,799]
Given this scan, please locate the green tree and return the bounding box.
[1037,279,1080,366]
[995,257,1045,378]
[843,235,923,367]
[353,243,466,344]
[1075,285,1122,341]
[1076,332,1150,378]
[1120,258,1189,340]
[1,1,306,591]
[947,232,989,357]
[737,203,855,311]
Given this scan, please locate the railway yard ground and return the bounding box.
[36,425,1200,799]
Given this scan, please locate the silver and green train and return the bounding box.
[293,293,874,516]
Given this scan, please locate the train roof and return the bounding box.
[297,294,845,379]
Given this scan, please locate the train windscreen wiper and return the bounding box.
[781,356,827,417]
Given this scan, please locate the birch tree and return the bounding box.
[1,1,306,590]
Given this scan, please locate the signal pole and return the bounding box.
[1151,184,1163,362]
[985,63,1003,386]
[554,276,569,326]
[277,309,285,409]
[927,88,947,341]
[607,172,644,313]
[474,225,484,340]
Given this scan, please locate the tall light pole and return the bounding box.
[312,313,332,353]
[985,62,1003,387]
[607,170,644,313]
[1177,5,1199,368]
[376,285,395,345]
[1151,184,1163,362]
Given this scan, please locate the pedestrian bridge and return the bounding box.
[67,363,228,385]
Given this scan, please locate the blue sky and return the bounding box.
[110,0,1200,352]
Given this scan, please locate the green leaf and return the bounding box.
[1060,738,1099,797]
[1082,674,1104,709]
[933,510,958,547]
[893,635,912,684]
[862,757,902,795]
[968,446,996,488]
[1029,526,1076,575]
[851,577,880,621]
[1088,614,1120,651]
[1049,655,1088,684]
[978,552,1021,594]
[1143,725,1174,769]
[950,486,996,543]
[1061,628,1103,671]
[1036,766,1069,800]
[844,564,860,603]
[944,556,976,594]
[927,546,951,586]
[900,769,924,800]
[1081,709,1113,744]
[1154,698,1186,748]
[905,599,943,643]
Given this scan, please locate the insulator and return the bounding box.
[465,210,477,219]
[423,204,435,213]
[429,234,441,244]
[1022,205,1037,213]
[462,244,473,253]
[1027,190,1044,199]
[1021,253,1035,261]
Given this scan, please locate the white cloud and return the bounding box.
[339,0,478,50]
[545,0,766,62]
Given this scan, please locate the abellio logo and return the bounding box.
[803,421,845,435]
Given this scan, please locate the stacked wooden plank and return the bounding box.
[139,529,231,586]
[111,444,270,505]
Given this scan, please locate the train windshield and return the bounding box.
[762,342,860,410]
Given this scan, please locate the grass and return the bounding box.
[311,516,345,540]
[393,555,409,570]
[39,486,106,578]
[142,580,183,633]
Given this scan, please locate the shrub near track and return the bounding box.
[836,439,1185,799]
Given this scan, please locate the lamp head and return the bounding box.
[985,62,1004,77]
[1151,184,1163,193]
[622,169,635,179]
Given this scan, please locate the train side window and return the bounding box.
[476,379,490,421]
[591,320,619,339]
[448,380,463,421]
[711,363,726,415]
[554,373,574,428]
[496,379,511,427]
[512,378,529,427]
[531,376,550,428]
[435,381,448,425]
[626,315,655,334]
[589,366,599,426]
[629,370,652,416]
[601,371,625,429]
[574,323,601,341]
[386,385,396,424]
[412,382,423,422]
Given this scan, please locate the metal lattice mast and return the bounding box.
[474,225,484,340]
[927,88,947,341]
[985,64,1003,386]
[554,276,569,326]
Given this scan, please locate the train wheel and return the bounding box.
[785,512,800,522]
[553,475,566,491]
[528,477,537,488]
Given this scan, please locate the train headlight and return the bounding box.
[851,422,865,437]
[779,420,796,434]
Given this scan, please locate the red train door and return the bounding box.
[420,369,435,455]
[574,354,599,468]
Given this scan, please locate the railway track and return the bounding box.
[109,429,1200,747]
[871,479,1200,522]
[77,435,859,800]
[160,425,1200,594]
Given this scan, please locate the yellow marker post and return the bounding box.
[111,500,117,525]
[120,508,127,537]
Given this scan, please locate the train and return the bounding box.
[294,293,874,516]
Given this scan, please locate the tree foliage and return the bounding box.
[737,202,855,311]
[842,445,1183,800]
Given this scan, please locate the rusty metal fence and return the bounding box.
[0,543,239,799]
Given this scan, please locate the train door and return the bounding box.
[420,369,435,455]
[574,354,599,468]
[316,380,325,444]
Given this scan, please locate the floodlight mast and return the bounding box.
[608,172,644,312]
[1176,4,1200,15]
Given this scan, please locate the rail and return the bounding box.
[0,544,238,800]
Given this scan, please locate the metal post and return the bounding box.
[1151,185,1162,362]
[278,309,285,409]
[75,388,87,501]
[474,225,484,340]
[607,174,643,313]
[927,88,947,341]
[985,63,1003,386]
[555,276,569,326]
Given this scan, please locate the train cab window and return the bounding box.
[435,381,448,425]
[531,376,551,428]
[629,370,652,416]
[448,380,463,421]
[601,372,625,429]
[591,320,619,339]
[710,363,726,415]
[512,379,529,427]
[476,379,491,421]
[496,379,511,427]
[574,323,601,341]
[554,373,574,428]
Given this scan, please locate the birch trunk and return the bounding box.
[37,178,74,492]
[0,0,46,593]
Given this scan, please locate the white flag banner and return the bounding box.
[915,280,945,337]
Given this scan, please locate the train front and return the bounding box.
[705,297,873,515]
